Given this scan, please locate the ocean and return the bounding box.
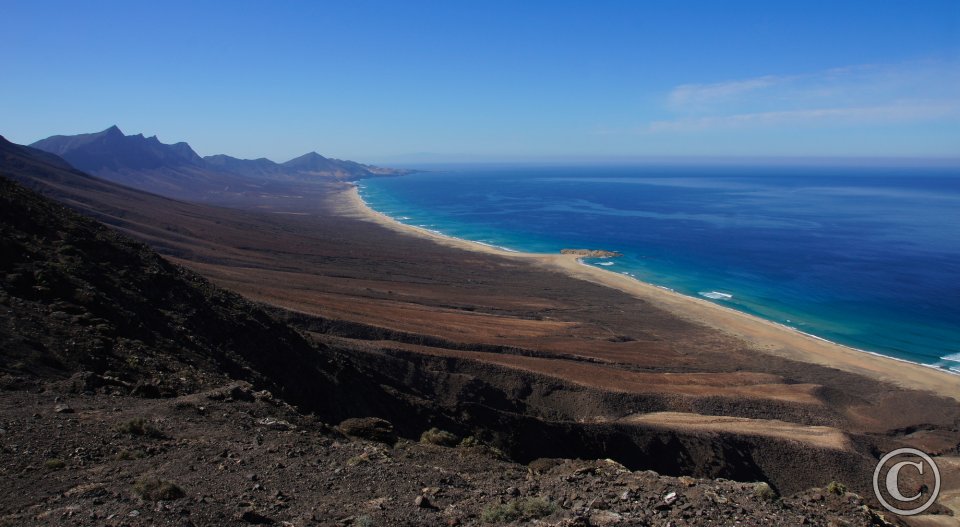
[357,165,960,373]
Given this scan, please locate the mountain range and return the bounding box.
[30,126,410,201]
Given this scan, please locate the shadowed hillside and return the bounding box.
[0,173,335,404]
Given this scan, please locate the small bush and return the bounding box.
[116,418,164,438]
[338,417,396,445]
[481,497,556,523]
[115,449,147,461]
[133,477,184,501]
[346,448,390,466]
[826,481,847,496]
[527,458,564,475]
[754,482,778,501]
[486,446,509,461]
[44,458,66,470]
[457,436,509,461]
[459,436,480,448]
[347,453,372,466]
[420,427,459,447]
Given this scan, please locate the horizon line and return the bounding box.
[11,128,960,169]
[371,154,960,169]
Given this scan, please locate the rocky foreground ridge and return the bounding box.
[0,383,899,526]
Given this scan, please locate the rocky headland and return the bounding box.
[559,249,623,258]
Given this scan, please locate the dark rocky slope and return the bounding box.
[0,171,447,432]
[0,386,903,527]
[0,174,324,400]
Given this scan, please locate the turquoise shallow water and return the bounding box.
[357,165,960,373]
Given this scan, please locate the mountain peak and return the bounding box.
[283,151,328,165]
[31,127,203,172]
[28,127,409,190]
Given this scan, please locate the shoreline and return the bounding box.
[340,183,960,401]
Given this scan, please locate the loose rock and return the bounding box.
[337,417,397,445]
[237,509,275,524]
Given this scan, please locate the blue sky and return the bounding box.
[2,1,958,162]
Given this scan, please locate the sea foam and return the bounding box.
[941,352,960,363]
[699,291,733,300]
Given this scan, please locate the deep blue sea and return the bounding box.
[357,165,960,372]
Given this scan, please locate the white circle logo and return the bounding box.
[873,448,941,516]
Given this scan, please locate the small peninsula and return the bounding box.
[560,248,623,258]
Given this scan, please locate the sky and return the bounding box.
[2,0,959,163]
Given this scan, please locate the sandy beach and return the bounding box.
[342,184,960,401]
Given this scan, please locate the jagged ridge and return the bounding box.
[29,126,411,198]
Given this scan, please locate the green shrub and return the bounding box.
[826,481,847,496]
[481,497,556,523]
[486,446,509,461]
[527,458,563,475]
[457,435,509,461]
[115,449,147,460]
[116,418,164,438]
[337,417,396,445]
[754,482,778,501]
[347,453,371,466]
[459,436,480,448]
[420,427,459,447]
[44,458,66,470]
[133,477,184,501]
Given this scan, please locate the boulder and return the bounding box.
[337,417,397,445]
